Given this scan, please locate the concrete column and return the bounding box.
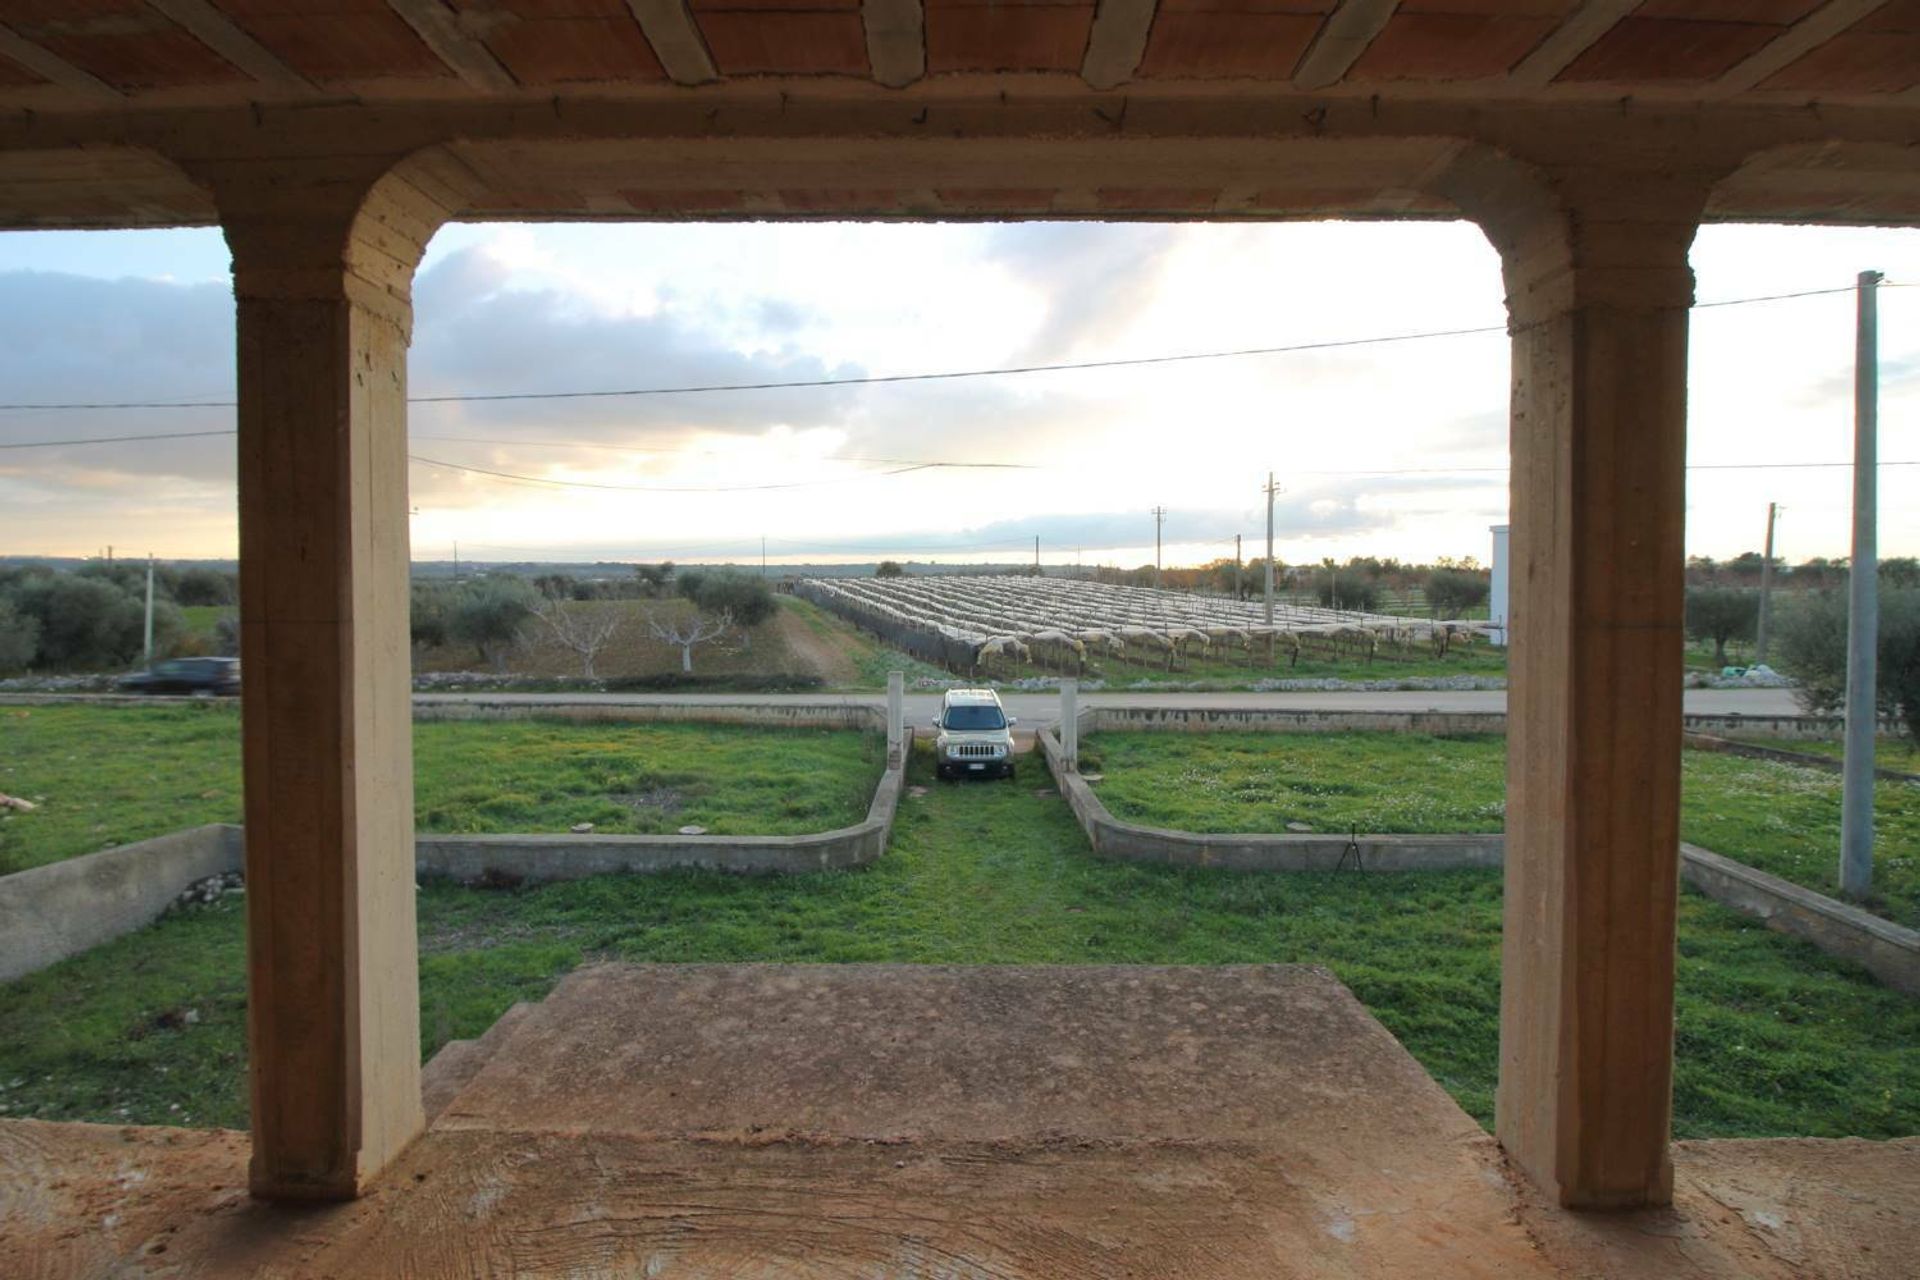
[1491,205,1699,1210]
[1061,679,1079,771]
[218,166,446,1200]
[887,670,904,765]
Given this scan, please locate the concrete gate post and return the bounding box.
[216,162,449,1200]
[1061,679,1078,772]
[1480,177,1706,1210]
[887,670,905,766]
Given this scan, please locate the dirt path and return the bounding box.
[773,603,859,685]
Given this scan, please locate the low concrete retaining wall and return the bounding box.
[1039,726,1504,872]
[414,730,911,882]
[412,698,885,732]
[1684,732,1920,783]
[1083,706,1508,737]
[1077,705,1874,742]
[1043,719,1920,996]
[0,824,242,984]
[1,728,911,982]
[1680,843,1919,998]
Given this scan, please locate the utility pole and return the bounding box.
[1151,506,1166,588]
[143,554,155,668]
[1034,535,1041,577]
[761,535,767,578]
[453,540,460,583]
[1756,502,1780,663]
[1234,533,1243,600]
[1841,269,1883,901]
[1263,472,1280,626]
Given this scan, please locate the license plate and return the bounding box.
[968,762,984,771]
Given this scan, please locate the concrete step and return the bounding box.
[421,1000,536,1124]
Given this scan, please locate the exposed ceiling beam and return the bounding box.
[1507,0,1639,89]
[1293,0,1398,91]
[625,0,719,86]
[1708,0,1891,98]
[389,0,517,92]
[0,24,121,99]
[147,0,316,93]
[864,0,924,89]
[1082,0,1156,91]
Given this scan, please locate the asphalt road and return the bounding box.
[410,686,1808,723]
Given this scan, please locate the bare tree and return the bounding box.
[533,599,627,679]
[646,607,733,674]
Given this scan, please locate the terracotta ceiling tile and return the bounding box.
[485,17,666,83]
[1155,0,1330,12]
[210,4,451,81]
[1138,12,1323,78]
[1857,0,1920,30]
[696,11,869,75]
[1351,12,1561,80]
[0,53,44,87]
[689,0,860,10]
[32,33,249,90]
[1760,30,1920,92]
[1557,16,1782,82]
[448,0,634,14]
[1635,0,1821,20]
[1394,1,1572,13]
[926,6,1094,73]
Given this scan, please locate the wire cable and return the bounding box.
[0,280,1902,417]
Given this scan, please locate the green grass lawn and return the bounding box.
[0,705,881,874]
[0,744,1913,1142]
[1722,734,1920,771]
[979,639,1507,688]
[1084,731,1920,929]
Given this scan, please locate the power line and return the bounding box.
[0,281,1901,417]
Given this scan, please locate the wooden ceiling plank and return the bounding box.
[1294,0,1399,92]
[625,0,721,85]
[147,0,318,93]
[1708,0,1894,97]
[865,0,924,88]
[1082,0,1156,91]
[0,24,121,99]
[1508,0,1641,88]
[389,0,518,92]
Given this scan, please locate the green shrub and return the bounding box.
[1686,587,1759,667]
[1776,588,1920,741]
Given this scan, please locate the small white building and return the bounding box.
[1489,525,1510,647]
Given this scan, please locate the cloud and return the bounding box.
[1796,349,1920,407]
[980,223,1185,363]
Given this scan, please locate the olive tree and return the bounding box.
[1685,587,1759,668]
[1776,589,1920,742]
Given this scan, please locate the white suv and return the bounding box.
[933,688,1018,781]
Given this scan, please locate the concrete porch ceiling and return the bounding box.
[1,1,1915,108]
[0,3,1915,230]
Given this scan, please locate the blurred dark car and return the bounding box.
[118,657,241,696]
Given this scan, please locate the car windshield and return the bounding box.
[944,705,1006,731]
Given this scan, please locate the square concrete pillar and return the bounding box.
[1494,216,1697,1210]
[1061,679,1078,771]
[222,174,442,1201]
[887,670,905,765]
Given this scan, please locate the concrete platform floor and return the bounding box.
[2,963,1915,1278]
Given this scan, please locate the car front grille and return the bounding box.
[949,743,1004,759]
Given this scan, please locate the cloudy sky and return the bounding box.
[0,218,1915,569]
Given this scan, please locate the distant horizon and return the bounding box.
[3,220,1914,565]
